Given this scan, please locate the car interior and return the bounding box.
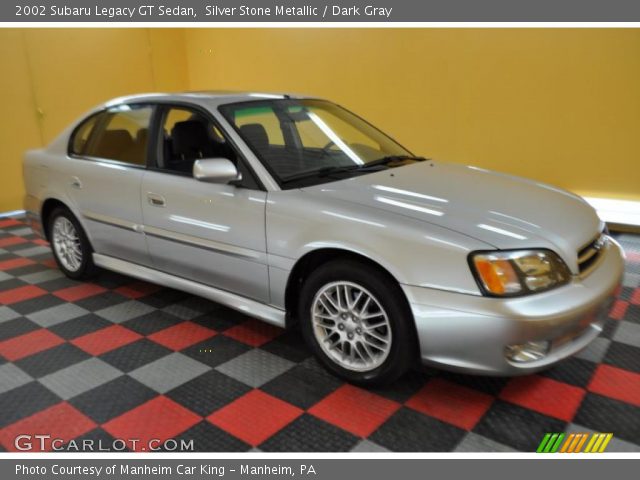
[161,114,236,174]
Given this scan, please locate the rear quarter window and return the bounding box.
[69,113,102,156]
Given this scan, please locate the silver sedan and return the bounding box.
[23,92,624,384]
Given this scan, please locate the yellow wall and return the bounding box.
[0,31,42,212]
[1,28,638,211]
[0,28,188,211]
[185,29,640,202]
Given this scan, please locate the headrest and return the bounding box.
[136,128,149,144]
[93,129,133,157]
[240,123,269,151]
[171,121,210,158]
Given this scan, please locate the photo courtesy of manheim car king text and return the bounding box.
[0,0,638,478]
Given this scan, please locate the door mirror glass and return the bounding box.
[193,158,241,184]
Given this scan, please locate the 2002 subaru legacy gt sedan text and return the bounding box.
[22,92,625,385]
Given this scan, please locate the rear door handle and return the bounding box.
[70,176,82,189]
[147,193,166,207]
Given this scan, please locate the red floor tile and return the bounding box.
[41,258,57,269]
[0,403,96,452]
[0,329,65,361]
[223,319,283,347]
[309,384,401,437]
[609,300,629,320]
[0,219,22,228]
[53,283,107,302]
[71,325,143,356]
[207,390,302,446]
[0,285,47,305]
[33,238,49,246]
[148,322,216,351]
[630,288,640,306]
[0,257,35,271]
[103,397,201,451]
[115,281,162,299]
[0,237,28,248]
[588,364,640,407]
[500,375,586,422]
[406,378,494,430]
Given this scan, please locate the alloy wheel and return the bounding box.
[311,281,392,372]
[52,216,83,272]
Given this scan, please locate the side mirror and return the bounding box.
[193,158,242,184]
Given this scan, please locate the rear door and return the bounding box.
[65,104,153,265]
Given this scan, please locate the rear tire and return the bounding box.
[299,259,417,385]
[48,206,97,280]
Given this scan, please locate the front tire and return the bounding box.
[299,259,417,385]
[48,207,97,280]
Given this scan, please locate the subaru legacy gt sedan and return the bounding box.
[23,92,624,384]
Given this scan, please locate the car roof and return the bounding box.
[103,91,316,109]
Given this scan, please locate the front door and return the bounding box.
[141,105,269,302]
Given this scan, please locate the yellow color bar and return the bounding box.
[598,434,614,453]
[591,434,606,452]
[584,434,598,453]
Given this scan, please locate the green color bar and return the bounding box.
[544,433,559,453]
[537,433,552,453]
[550,433,566,453]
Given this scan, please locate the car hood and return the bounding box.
[302,161,602,268]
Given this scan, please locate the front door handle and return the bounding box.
[70,176,82,189]
[147,193,166,207]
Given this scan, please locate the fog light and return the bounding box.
[505,341,550,363]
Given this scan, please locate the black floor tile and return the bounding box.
[0,382,61,428]
[182,335,251,368]
[175,421,250,452]
[70,376,157,424]
[261,360,343,409]
[15,343,91,378]
[99,339,172,373]
[473,400,566,452]
[166,370,252,417]
[260,414,359,452]
[370,407,466,452]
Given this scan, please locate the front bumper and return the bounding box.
[402,238,624,375]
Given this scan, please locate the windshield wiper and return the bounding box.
[365,155,427,167]
[280,165,362,184]
[280,155,427,184]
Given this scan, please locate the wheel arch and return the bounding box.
[40,197,89,245]
[284,247,412,328]
[41,198,70,241]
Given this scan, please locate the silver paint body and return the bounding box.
[23,92,625,375]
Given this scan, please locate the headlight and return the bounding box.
[470,250,571,297]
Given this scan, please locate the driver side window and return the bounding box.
[159,107,231,174]
[154,106,259,189]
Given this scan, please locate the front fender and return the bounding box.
[266,190,491,298]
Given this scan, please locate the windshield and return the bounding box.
[219,99,419,188]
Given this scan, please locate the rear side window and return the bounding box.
[83,105,153,166]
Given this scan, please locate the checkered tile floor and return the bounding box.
[0,216,639,452]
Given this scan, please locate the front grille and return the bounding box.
[577,233,606,274]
